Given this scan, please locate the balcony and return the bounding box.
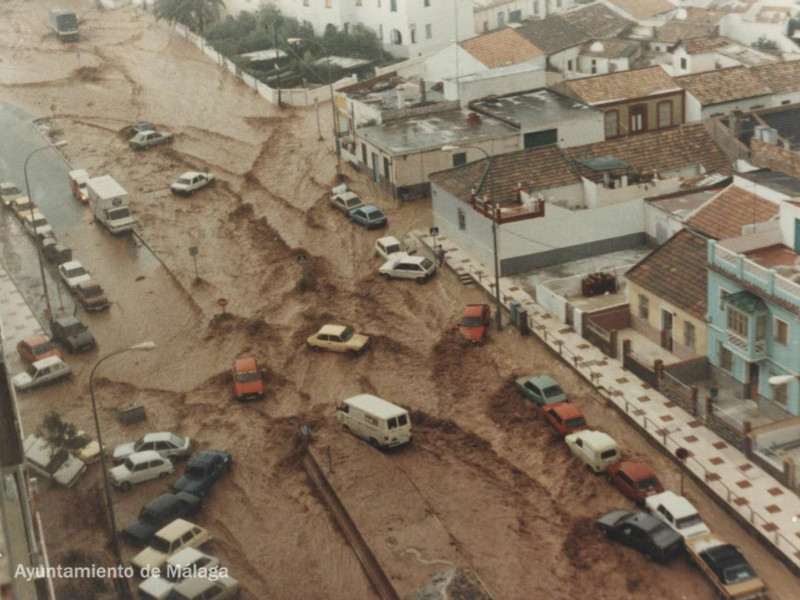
[471,197,545,224]
[726,331,766,360]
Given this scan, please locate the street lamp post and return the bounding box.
[23,141,68,322]
[442,144,503,330]
[285,37,343,179]
[89,341,155,599]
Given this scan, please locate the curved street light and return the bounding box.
[89,341,155,599]
[442,144,503,330]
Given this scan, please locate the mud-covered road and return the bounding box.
[1,3,798,599]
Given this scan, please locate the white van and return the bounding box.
[565,430,620,473]
[336,394,412,449]
[645,491,711,540]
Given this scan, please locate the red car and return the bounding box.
[460,304,491,343]
[232,358,265,402]
[607,461,664,504]
[16,335,64,364]
[541,402,589,436]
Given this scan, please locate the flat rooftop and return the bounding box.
[738,170,800,196]
[647,189,718,221]
[344,76,445,111]
[745,244,800,283]
[356,108,518,155]
[470,89,599,128]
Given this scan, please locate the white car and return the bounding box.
[164,575,240,600]
[23,434,86,488]
[329,184,364,213]
[12,355,72,391]
[374,236,409,262]
[138,548,221,598]
[645,491,711,540]
[22,213,54,240]
[0,181,24,206]
[171,171,215,196]
[378,255,436,284]
[110,450,174,491]
[113,432,191,463]
[132,519,210,575]
[58,260,91,290]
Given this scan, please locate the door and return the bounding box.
[371,152,380,183]
[630,105,646,134]
[749,362,760,400]
[524,129,558,149]
[661,309,673,351]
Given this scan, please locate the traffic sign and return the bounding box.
[429,227,439,237]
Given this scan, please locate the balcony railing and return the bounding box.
[471,197,545,224]
[726,331,766,359]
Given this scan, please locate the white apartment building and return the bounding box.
[228,0,476,59]
[472,0,577,34]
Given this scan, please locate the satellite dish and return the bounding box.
[590,41,604,53]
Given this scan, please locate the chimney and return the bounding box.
[729,110,743,139]
[420,79,426,102]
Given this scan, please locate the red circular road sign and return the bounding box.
[217,298,229,308]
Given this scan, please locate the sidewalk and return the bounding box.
[416,230,800,573]
[0,268,46,378]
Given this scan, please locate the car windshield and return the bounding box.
[543,385,564,398]
[235,371,260,383]
[420,258,433,270]
[62,323,86,336]
[650,522,675,544]
[600,449,617,460]
[31,218,48,228]
[139,509,159,524]
[123,459,135,471]
[66,267,87,278]
[26,364,38,376]
[32,341,56,354]
[637,477,660,490]
[566,417,586,429]
[185,466,205,480]
[133,438,146,452]
[340,327,354,341]
[723,564,756,584]
[675,514,703,529]
[2,185,21,195]
[176,178,191,185]
[346,198,361,208]
[15,201,34,212]
[384,244,401,254]
[109,207,131,219]
[367,210,383,220]
[462,316,484,327]
[149,536,171,553]
[81,285,102,297]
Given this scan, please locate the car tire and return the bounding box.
[347,349,358,357]
[416,277,426,285]
[120,481,132,492]
[308,343,321,352]
[381,273,391,280]
[368,438,379,449]
[158,471,169,479]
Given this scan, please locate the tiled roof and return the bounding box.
[560,66,679,105]
[581,39,638,59]
[677,35,732,55]
[625,229,709,320]
[562,3,632,38]
[604,0,674,20]
[655,22,714,44]
[566,123,731,177]
[674,66,770,106]
[751,60,800,95]
[459,28,543,69]
[685,185,780,239]
[515,15,591,55]
[429,145,581,204]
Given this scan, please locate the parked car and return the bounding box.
[607,461,664,504]
[0,181,24,206]
[128,121,156,137]
[22,213,54,241]
[379,255,436,283]
[75,280,110,312]
[348,205,387,229]
[137,548,221,598]
[171,171,215,196]
[459,304,491,343]
[374,236,411,262]
[110,450,175,491]
[16,335,63,363]
[172,450,232,497]
[686,535,766,599]
[122,492,202,546]
[163,575,241,600]
[10,196,39,220]
[231,358,264,402]
[336,394,412,450]
[541,402,589,436]
[51,316,96,353]
[329,185,364,214]
[515,375,568,406]
[131,519,210,576]
[58,260,91,290]
[23,434,86,488]
[67,169,90,203]
[565,430,620,473]
[306,324,370,355]
[645,491,710,541]
[68,430,101,464]
[129,129,173,150]
[596,510,683,563]
[113,432,191,463]
[12,356,72,391]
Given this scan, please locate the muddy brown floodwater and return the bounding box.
[1,3,799,600]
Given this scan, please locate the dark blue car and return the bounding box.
[348,205,387,229]
[172,450,232,497]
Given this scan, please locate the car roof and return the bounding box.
[395,255,426,266]
[1,181,20,190]
[646,491,698,517]
[21,335,51,346]
[319,324,348,336]
[615,461,656,480]
[339,191,360,200]
[622,511,664,532]
[31,356,65,368]
[234,358,258,371]
[154,518,197,539]
[126,450,164,464]
[61,260,83,270]
[344,394,408,419]
[546,402,583,418]
[143,432,179,443]
[55,315,81,327]
[172,576,233,595]
[701,543,745,566]
[463,304,488,317]
[190,451,223,466]
[76,280,101,290]
[166,547,209,566]
[179,171,203,178]
[377,236,400,246]
[68,169,89,179]
[362,205,382,212]
[525,375,559,388]
[145,493,184,511]
[567,429,617,449]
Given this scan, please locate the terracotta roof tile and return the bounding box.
[562,3,632,38]
[751,60,800,95]
[686,185,780,239]
[515,15,591,55]
[581,39,639,59]
[655,22,715,44]
[561,66,679,105]
[566,123,731,177]
[605,0,674,20]
[675,66,771,106]
[677,36,735,55]
[625,230,709,320]
[459,28,543,69]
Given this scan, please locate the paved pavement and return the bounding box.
[0,268,46,379]
[417,230,800,573]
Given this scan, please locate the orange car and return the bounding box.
[232,358,264,402]
[459,304,491,343]
[541,402,589,436]
[17,335,64,363]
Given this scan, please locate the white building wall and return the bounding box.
[576,55,631,76]
[720,13,798,54]
[473,0,578,34]
[423,45,489,82]
[545,110,605,148]
[699,95,774,120]
[443,64,547,103]
[644,201,685,244]
[779,201,800,248]
[548,46,582,74]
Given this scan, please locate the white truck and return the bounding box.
[87,175,135,234]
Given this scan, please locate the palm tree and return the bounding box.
[155,0,226,34]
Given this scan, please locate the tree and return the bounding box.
[154,0,226,34]
[37,411,89,484]
[752,36,779,52]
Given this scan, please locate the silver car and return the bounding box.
[113,432,191,463]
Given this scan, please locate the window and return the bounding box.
[556,0,562,7]
[567,59,573,71]
[591,59,597,74]
[325,0,331,7]
[361,143,367,164]
[303,0,309,6]
[684,322,696,350]
[638,295,649,320]
[719,342,733,372]
[390,0,396,11]
[457,207,466,230]
[533,1,539,14]
[774,382,788,405]
[657,101,672,129]
[424,0,430,5]
[425,23,432,39]
[719,288,730,310]
[775,318,788,345]
[630,105,646,133]
[604,111,619,138]
[680,57,687,70]
[378,24,383,39]
[727,308,748,338]
[483,21,488,32]
[452,152,466,167]
[498,12,505,28]
[383,156,390,180]
[410,26,416,44]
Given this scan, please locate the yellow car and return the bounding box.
[307,324,370,355]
